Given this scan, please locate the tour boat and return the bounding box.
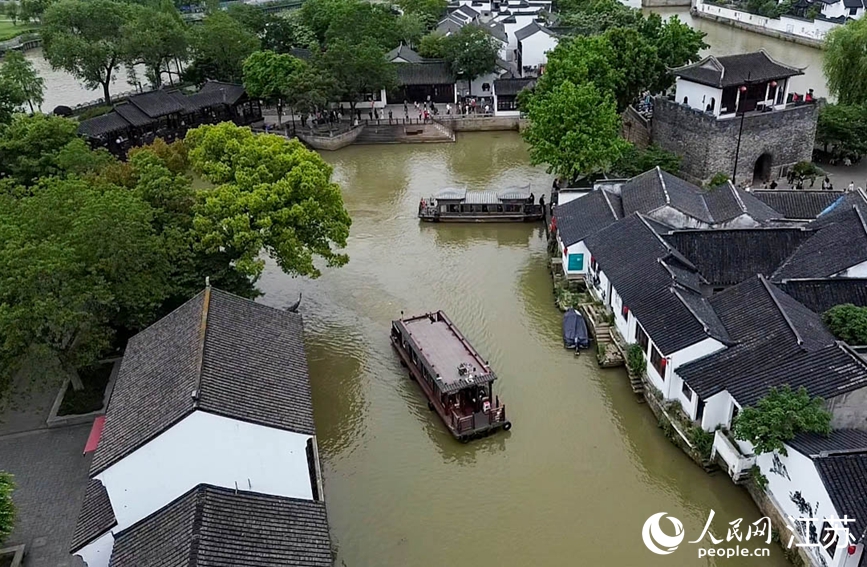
[390,311,511,441]
[418,187,545,222]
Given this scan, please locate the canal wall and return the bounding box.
[296,125,364,151]
[642,0,690,7]
[437,115,522,132]
[692,1,830,49]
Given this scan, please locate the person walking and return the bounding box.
[849,181,856,192]
[388,109,393,123]
[446,103,451,115]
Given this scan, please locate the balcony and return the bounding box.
[711,430,755,483]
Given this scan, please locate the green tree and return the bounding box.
[4,1,20,24]
[395,0,447,27]
[18,0,53,23]
[262,12,318,53]
[301,0,400,49]
[226,2,268,36]
[397,13,426,49]
[0,472,13,545]
[0,114,111,186]
[187,12,259,83]
[184,122,351,279]
[732,386,832,455]
[816,103,867,157]
[0,51,44,113]
[123,3,188,88]
[0,177,169,393]
[824,17,867,105]
[522,80,629,181]
[418,31,446,58]
[42,0,131,105]
[612,144,681,177]
[705,172,730,188]
[823,304,867,345]
[640,14,707,93]
[0,76,26,125]
[317,39,396,112]
[442,25,498,95]
[243,50,303,125]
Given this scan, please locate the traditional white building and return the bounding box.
[514,21,558,76]
[70,287,330,567]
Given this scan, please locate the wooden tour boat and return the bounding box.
[391,311,511,441]
[418,187,544,222]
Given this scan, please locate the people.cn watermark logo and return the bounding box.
[641,512,685,555]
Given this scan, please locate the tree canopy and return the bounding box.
[395,0,447,27]
[522,79,629,180]
[441,25,499,91]
[42,0,130,105]
[823,304,867,345]
[0,51,44,113]
[732,386,831,455]
[817,104,867,159]
[317,39,395,109]
[824,17,867,106]
[123,3,188,88]
[187,11,259,84]
[243,51,303,125]
[185,122,352,279]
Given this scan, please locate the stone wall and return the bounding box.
[621,106,652,149]
[641,0,690,7]
[651,97,819,187]
[437,116,521,131]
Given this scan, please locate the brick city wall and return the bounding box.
[651,97,819,187]
[621,106,652,150]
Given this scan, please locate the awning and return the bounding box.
[84,416,106,454]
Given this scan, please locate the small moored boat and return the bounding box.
[418,187,545,222]
[563,308,590,350]
[390,311,511,441]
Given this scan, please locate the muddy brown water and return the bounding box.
[256,132,791,567]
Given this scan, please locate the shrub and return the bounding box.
[792,160,823,178]
[733,386,831,455]
[76,105,113,121]
[0,472,14,545]
[626,343,646,376]
[749,465,768,490]
[824,304,867,345]
[689,427,714,460]
[706,172,730,187]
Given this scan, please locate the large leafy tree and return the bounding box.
[243,50,304,125]
[0,77,26,125]
[522,79,629,181]
[824,17,867,105]
[733,386,832,455]
[395,0,447,28]
[187,12,259,83]
[641,14,707,92]
[301,0,400,50]
[123,3,188,88]
[0,114,111,186]
[441,25,499,95]
[262,12,318,53]
[823,304,867,345]
[18,0,54,23]
[225,2,268,36]
[184,122,351,279]
[418,31,447,58]
[0,51,44,113]
[0,177,169,393]
[817,104,867,158]
[42,0,130,105]
[317,39,395,111]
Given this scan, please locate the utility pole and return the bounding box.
[731,72,753,185]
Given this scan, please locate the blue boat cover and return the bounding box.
[563,309,590,349]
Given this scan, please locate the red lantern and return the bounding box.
[564,246,568,256]
[622,305,629,316]
[739,85,748,93]
[849,545,857,555]
[661,358,668,369]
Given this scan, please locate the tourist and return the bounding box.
[388,110,393,123]
[528,192,535,204]
[356,108,362,121]
[423,109,430,123]
[769,179,778,189]
[539,194,545,209]
[849,181,856,192]
[403,100,408,114]
[822,176,832,190]
[805,89,814,103]
[484,104,490,115]
[368,108,373,120]
[446,103,451,115]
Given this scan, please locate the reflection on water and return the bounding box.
[255,132,789,566]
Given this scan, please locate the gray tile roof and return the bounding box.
[115,103,155,127]
[77,112,131,138]
[198,81,247,106]
[480,21,508,42]
[515,21,545,41]
[789,429,867,458]
[811,189,867,228]
[385,44,424,63]
[91,288,315,475]
[778,278,867,313]
[773,206,867,280]
[676,276,867,404]
[128,90,186,118]
[70,480,117,552]
[663,228,814,286]
[494,77,535,96]
[815,453,867,541]
[751,190,842,220]
[671,50,803,88]
[620,168,714,224]
[704,182,781,223]
[554,190,621,246]
[584,214,723,354]
[109,484,332,567]
[394,61,455,85]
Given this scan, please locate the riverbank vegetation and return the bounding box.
[519,0,706,181]
[0,115,351,402]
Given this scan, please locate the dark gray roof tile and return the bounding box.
[109,485,332,567]
[815,453,867,539]
[751,190,842,220]
[773,207,867,279]
[198,81,247,106]
[394,62,455,85]
[553,190,620,246]
[789,429,867,458]
[77,112,131,138]
[70,480,117,552]
[128,90,186,118]
[115,103,154,127]
[778,278,867,313]
[671,50,803,88]
[494,77,535,96]
[91,288,315,475]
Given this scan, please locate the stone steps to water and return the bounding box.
[354,123,453,144]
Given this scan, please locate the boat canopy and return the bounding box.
[497,187,532,201]
[563,309,590,349]
[433,185,532,204]
[434,188,467,200]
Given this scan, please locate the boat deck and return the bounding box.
[403,316,487,387]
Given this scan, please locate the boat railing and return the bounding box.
[525,204,544,215]
[419,205,438,217]
[451,404,508,434]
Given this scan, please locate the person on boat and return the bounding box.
[528,192,535,204]
[539,194,545,208]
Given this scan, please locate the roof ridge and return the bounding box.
[728,180,747,213]
[192,285,212,408]
[758,274,804,348]
[855,204,867,240]
[638,214,699,271]
[758,47,806,74]
[188,487,206,567]
[600,189,619,219]
[670,285,712,337]
[837,341,867,372]
[657,166,670,205]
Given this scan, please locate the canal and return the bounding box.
[257,132,791,566]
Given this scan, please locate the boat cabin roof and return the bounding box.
[395,312,496,393]
[434,186,532,203]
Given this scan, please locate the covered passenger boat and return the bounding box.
[562,308,590,350]
[418,187,545,222]
[390,311,511,441]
